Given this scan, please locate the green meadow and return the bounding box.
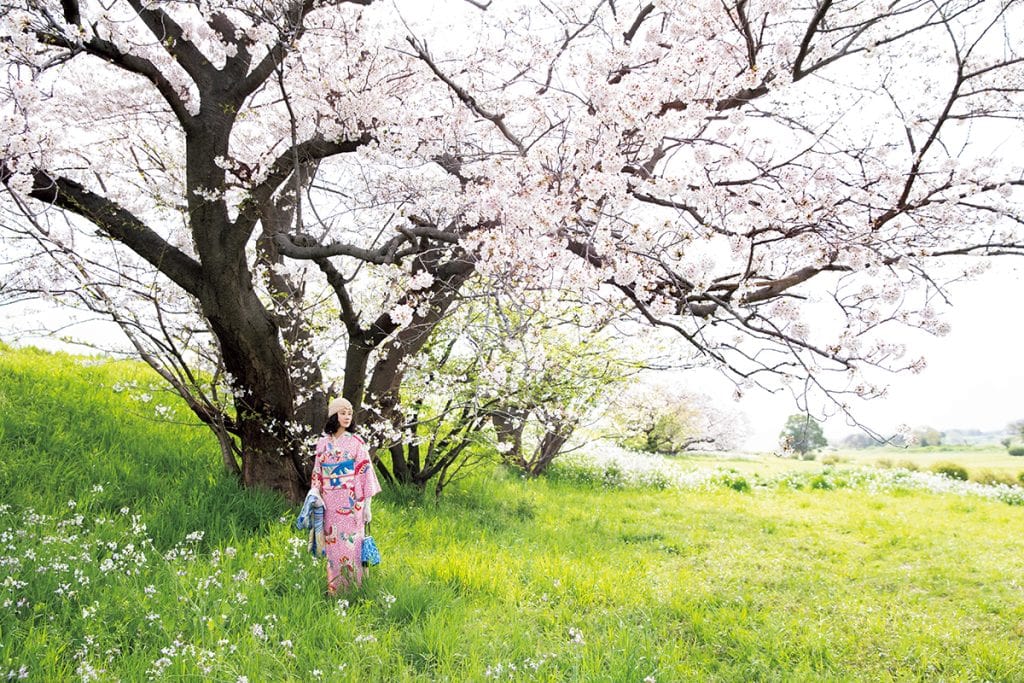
[682,445,1024,481]
[2,345,1024,681]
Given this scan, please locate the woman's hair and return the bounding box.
[323,413,358,435]
[323,413,340,435]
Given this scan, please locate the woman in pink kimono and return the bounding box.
[311,397,382,594]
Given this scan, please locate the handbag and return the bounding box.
[361,524,381,567]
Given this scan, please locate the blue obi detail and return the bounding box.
[323,459,356,487]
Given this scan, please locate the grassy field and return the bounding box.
[682,445,1024,481]
[3,344,1024,681]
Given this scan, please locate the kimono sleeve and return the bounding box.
[357,441,382,501]
[310,437,326,495]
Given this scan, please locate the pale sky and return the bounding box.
[706,260,1024,450]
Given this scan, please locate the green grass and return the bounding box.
[3,344,1024,681]
[680,445,1024,482]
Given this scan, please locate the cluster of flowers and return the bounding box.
[554,442,733,490]
[771,467,1024,506]
[483,652,558,680]
[559,442,1024,505]
[0,496,319,680]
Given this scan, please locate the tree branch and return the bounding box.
[623,3,656,44]
[35,31,194,127]
[792,0,833,79]
[234,132,373,240]
[123,0,216,91]
[59,0,80,26]
[312,255,365,337]
[408,37,527,155]
[2,166,204,298]
[275,231,413,265]
[232,0,381,99]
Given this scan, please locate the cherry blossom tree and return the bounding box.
[2,0,1022,500]
[612,383,749,454]
[1,0,478,500]
[400,288,648,485]
[779,412,828,456]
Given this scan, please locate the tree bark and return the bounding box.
[343,337,374,415]
[529,429,570,477]
[212,308,307,501]
[363,263,475,485]
[491,406,528,464]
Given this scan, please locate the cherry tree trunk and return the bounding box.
[359,265,476,487]
[212,314,308,501]
[202,243,309,502]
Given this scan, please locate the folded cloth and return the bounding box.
[295,489,326,557]
[295,489,324,529]
[308,506,325,557]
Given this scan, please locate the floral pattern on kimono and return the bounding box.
[311,431,382,592]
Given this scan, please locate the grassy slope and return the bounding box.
[2,345,1024,681]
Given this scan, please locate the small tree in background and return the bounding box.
[1005,420,1024,454]
[614,385,749,455]
[838,433,882,449]
[780,414,827,458]
[912,427,945,447]
[398,288,646,487]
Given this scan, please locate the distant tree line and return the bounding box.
[837,422,1024,450]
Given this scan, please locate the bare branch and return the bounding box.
[123,0,216,90]
[408,37,527,155]
[274,231,414,265]
[623,3,656,44]
[2,166,203,297]
[235,132,373,240]
[792,0,833,79]
[539,1,610,94]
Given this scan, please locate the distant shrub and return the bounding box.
[602,462,626,488]
[931,462,969,481]
[896,460,920,472]
[715,473,750,492]
[1008,446,1024,456]
[821,454,841,465]
[809,474,834,490]
[799,451,817,461]
[911,427,944,447]
[875,458,894,469]
[972,471,1020,488]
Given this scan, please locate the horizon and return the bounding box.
[721,259,1024,451]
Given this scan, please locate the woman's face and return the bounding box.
[336,406,353,430]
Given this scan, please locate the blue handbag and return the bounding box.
[361,526,381,567]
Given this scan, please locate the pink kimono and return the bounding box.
[311,432,382,592]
